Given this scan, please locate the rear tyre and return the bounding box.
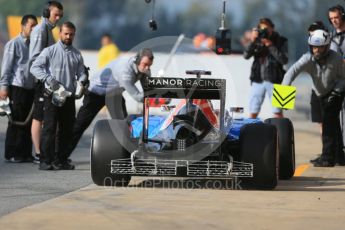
[91,119,131,186]
[265,118,295,180]
[239,123,278,189]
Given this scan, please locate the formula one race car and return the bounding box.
[90,70,295,189]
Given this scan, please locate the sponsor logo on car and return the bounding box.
[145,77,222,89]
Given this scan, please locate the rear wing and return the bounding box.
[143,77,226,100]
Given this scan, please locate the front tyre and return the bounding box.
[265,118,295,180]
[239,123,278,189]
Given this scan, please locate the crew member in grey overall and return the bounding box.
[29,1,63,163]
[328,5,345,162]
[65,48,154,160]
[0,15,38,162]
[30,22,87,170]
[282,30,345,167]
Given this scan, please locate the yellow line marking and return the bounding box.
[293,164,310,177]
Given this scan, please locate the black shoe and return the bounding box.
[60,161,75,170]
[23,156,34,163]
[335,151,345,166]
[313,158,335,167]
[53,156,72,164]
[39,162,58,170]
[335,160,345,166]
[33,154,40,164]
[4,157,24,163]
[310,155,321,164]
[53,160,75,170]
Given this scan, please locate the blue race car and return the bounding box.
[90,70,295,189]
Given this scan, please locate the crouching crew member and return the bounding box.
[65,48,154,159]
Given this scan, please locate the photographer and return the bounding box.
[243,18,288,118]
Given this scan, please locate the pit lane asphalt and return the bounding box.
[0,114,107,217]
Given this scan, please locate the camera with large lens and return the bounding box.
[258,28,269,39]
[250,28,269,54]
[252,38,264,54]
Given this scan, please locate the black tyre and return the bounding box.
[91,119,131,186]
[265,118,295,180]
[239,123,278,189]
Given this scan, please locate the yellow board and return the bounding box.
[272,84,296,110]
[7,16,59,41]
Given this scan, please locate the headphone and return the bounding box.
[43,1,52,18]
[328,5,345,23]
[134,48,154,65]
